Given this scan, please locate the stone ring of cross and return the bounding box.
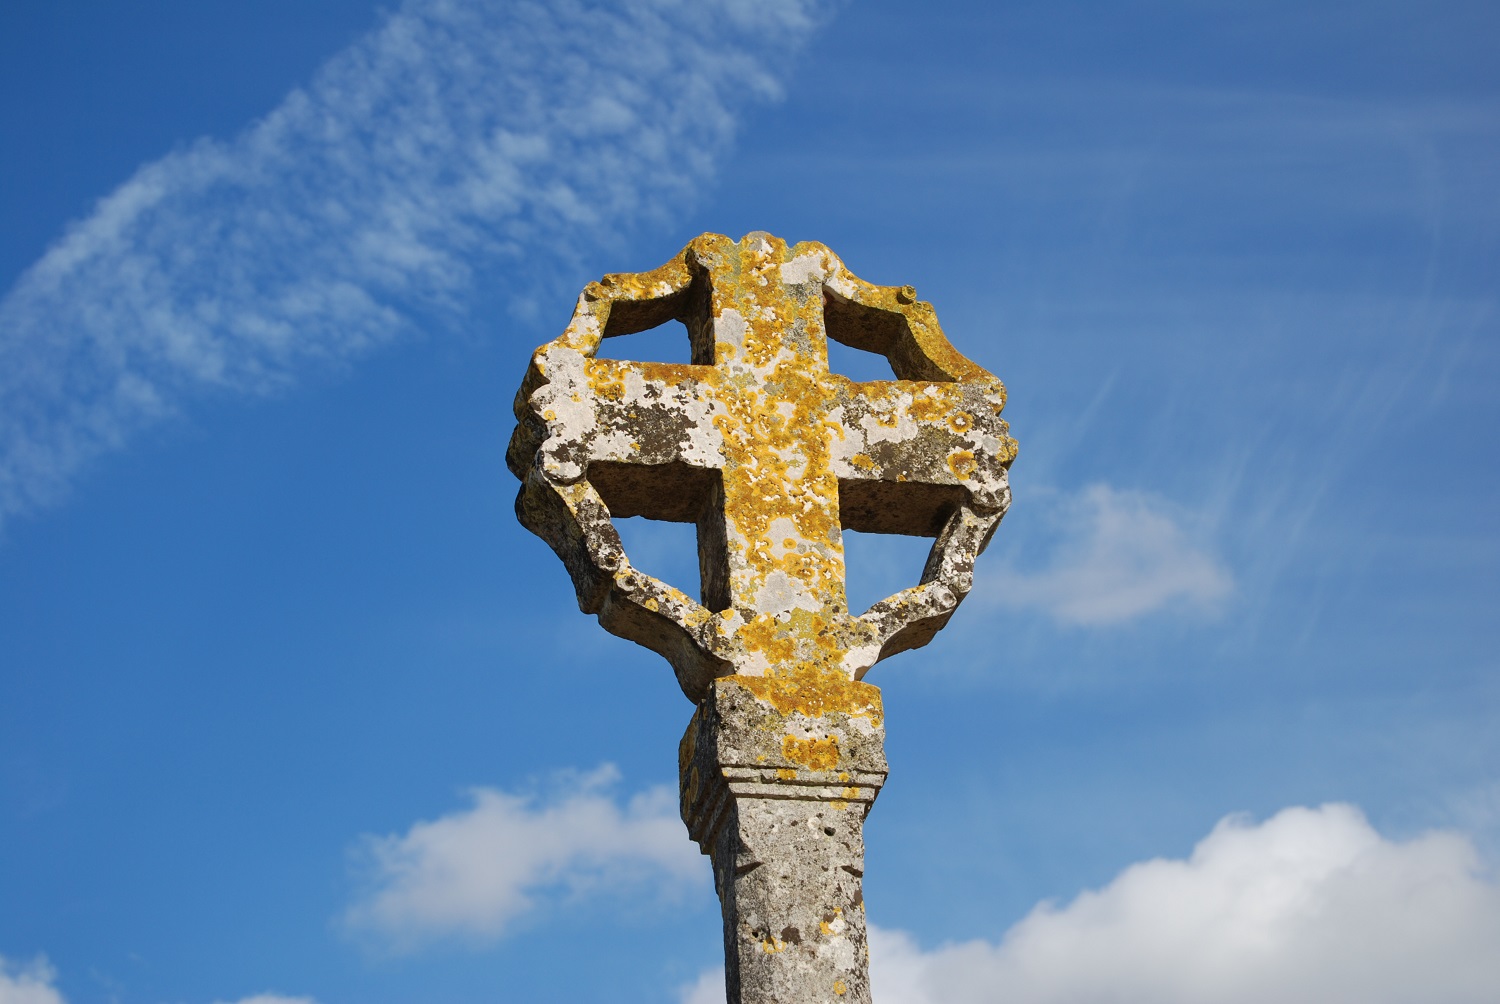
[507,232,1016,703]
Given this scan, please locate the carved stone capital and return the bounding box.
[679,675,888,1004]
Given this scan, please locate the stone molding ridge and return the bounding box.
[678,676,889,854]
[681,763,889,851]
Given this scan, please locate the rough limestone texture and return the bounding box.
[507,232,1015,1003]
[507,232,1016,703]
[681,676,887,1004]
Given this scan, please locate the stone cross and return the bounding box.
[508,232,1014,1003]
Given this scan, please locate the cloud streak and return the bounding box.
[344,765,704,949]
[984,483,1232,626]
[0,0,831,532]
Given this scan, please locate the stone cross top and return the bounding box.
[508,233,1015,1003]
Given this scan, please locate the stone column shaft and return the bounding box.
[680,676,887,1004]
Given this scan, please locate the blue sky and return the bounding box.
[2,1,1497,1002]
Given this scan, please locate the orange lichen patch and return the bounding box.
[908,393,948,423]
[850,453,875,471]
[776,768,798,780]
[592,371,626,400]
[735,616,801,669]
[782,734,840,771]
[834,981,848,996]
[727,671,883,725]
[947,411,973,433]
[947,450,977,479]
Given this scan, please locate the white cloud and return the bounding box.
[344,764,705,949]
[985,483,1232,625]
[0,957,65,1004]
[0,959,318,1004]
[677,966,725,1004]
[0,0,833,533]
[865,803,1500,1004]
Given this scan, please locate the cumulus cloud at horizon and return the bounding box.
[844,803,1499,1004]
[0,0,832,534]
[0,957,312,1004]
[343,764,706,950]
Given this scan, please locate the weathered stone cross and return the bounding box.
[508,233,1014,1003]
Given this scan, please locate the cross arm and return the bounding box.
[825,377,1016,672]
[506,246,740,701]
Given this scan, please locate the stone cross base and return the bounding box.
[679,675,888,1004]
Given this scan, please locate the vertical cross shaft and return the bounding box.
[707,234,850,632]
[681,676,886,1004]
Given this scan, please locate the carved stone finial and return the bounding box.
[507,232,1015,703]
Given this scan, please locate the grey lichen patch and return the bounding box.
[507,232,1015,703]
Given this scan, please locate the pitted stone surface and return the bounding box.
[508,232,1016,703]
[680,677,887,1004]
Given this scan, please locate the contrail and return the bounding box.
[0,0,832,532]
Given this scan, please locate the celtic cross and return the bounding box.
[508,233,1015,1004]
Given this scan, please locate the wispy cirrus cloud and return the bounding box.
[0,0,833,533]
[983,483,1232,626]
[344,765,705,950]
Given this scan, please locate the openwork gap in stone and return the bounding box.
[507,232,1016,703]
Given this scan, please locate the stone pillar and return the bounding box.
[679,675,888,1004]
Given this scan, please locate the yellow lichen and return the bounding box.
[724,671,883,725]
[947,450,976,479]
[782,734,840,771]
